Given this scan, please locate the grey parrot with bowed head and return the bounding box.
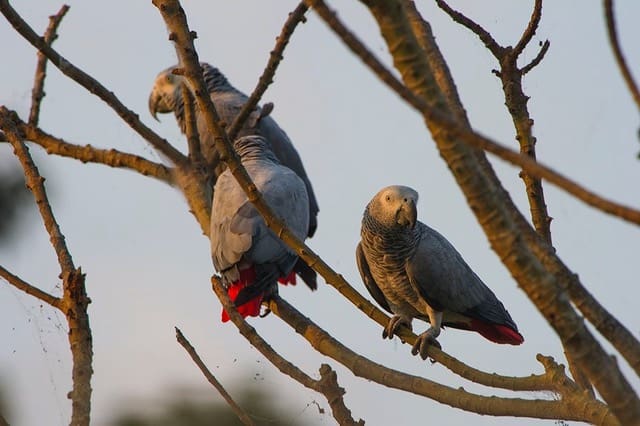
[148,62,319,238]
[357,185,523,359]
[211,135,314,322]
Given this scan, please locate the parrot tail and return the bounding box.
[470,319,524,345]
[292,258,318,291]
[221,268,263,322]
[278,271,297,285]
[221,267,303,322]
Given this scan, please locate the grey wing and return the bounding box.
[356,242,392,314]
[257,115,319,238]
[210,171,253,277]
[406,223,516,327]
[213,163,309,278]
[243,164,309,267]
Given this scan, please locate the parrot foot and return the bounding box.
[383,315,412,339]
[259,306,272,318]
[411,328,441,360]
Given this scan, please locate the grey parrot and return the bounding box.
[211,135,312,321]
[357,185,523,359]
[148,62,319,238]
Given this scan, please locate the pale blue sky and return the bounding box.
[1,1,639,425]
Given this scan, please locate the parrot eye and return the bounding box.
[385,195,391,202]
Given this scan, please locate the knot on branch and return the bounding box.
[317,364,365,426]
[63,267,90,310]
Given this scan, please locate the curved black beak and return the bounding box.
[148,93,160,122]
[397,198,417,229]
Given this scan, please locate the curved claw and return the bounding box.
[383,315,412,339]
[411,328,441,360]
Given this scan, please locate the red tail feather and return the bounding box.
[221,267,261,322]
[278,271,297,285]
[470,319,524,345]
[220,267,296,322]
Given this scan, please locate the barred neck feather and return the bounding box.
[200,63,237,93]
[234,136,279,163]
[173,63,239,132]
[361,207,420,261]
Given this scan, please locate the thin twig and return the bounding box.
[0,265,61,308]
[226,2,309,141]
[521,40,550,75]
[0,0,187,167]
[307,0,640,227]
[29,4,69,126]
[269,297,617,424]
[513,0,543,56]
[181,84,205,164]
[175,327,255,426]
[604,0,640,113]
[434,0,504,57]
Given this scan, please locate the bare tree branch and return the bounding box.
[28,4,69,126]
[604,0,640,113]
[0,265,61,308]
[226,2,309,142]
[211,277,363,426]
[6,115,174,184]
[0,107,93,426]
[0,0,187,167]
[269,297,618,424]
[175,327,256,426]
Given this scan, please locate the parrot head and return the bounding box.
[148,66,183,120]
[368,185,418,230]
